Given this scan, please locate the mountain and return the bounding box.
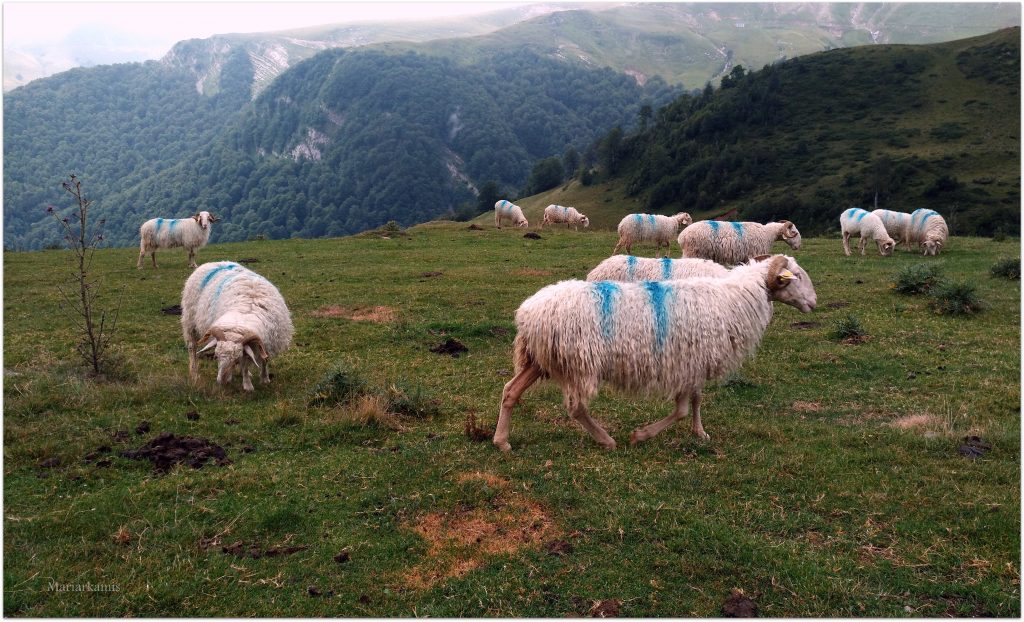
[508,27,1021,237]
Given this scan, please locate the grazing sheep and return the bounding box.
[137,211,218,269]
[494,200,529,229]
[871,209,914,250]
[494,255,817,451]
[679,220,802,266]
[586,255,729,282]
[908,208,949,256]
[840,208,895,256]
[612,212,692,257]
[181,261,293,392]
[542,204,590,230]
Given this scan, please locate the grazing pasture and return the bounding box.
[3,224,1019,616]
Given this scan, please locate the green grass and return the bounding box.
[4,226,1020,616]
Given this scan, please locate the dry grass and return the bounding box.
[309,305,396,323]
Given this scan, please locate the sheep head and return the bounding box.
[674,212,693,228]
[922,239,942,256]
[580,216,591,228]
[198,328,264,389]
[878,238,896,256]
[193,211,215,230]
[760,255,816,313]
[780,220,802,250]
[517,218,529,228]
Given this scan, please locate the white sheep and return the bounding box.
[493,255,817,452]
[181,261,293,392]
[137,211,218,269]
[542,204,590,230]
[612,212,692,258]
[908,208,949,256]
[586,254,728,282]
[871,209,914,250]
[678,220,802,266]
[494,200,529,229]
[840,208,895,256]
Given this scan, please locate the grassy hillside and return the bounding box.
[4,225,1019,616]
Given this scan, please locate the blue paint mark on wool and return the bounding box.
[642,281,672,350]
[730,221,745,239]
[155,218,164,234]
[708,220,720,234]
[646,214,656,229]
[200,263,239,293]
[626,255,637,280]
[660,257,672,279]
[632,214,643,230]
[912,209,937,231]
[168,219,178,233]
[593,281,620,339]
[843,208,856,218]
[855,209,868,223]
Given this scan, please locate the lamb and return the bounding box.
[612,212,692,258]
[586,255,728,282]
[181,261,294,392]
[494,200,529,229]
[137,211,219,269]
[840,208,896,256]
[542,204,590,230]
[908,208,949,256]
[494,254,817,452]
[678,220,802,266]
[871,209,914,250]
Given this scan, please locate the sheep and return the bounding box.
[494,200,529,229]
[871,209,914,250]
[542,204,590,230]
[493,254,817,452]
[678,220,802,266]
[586,255,728,282]
[908,208,949,256]
[181,261,293,392]
[612,212,692,257]
[840,208,895,256]
[137,211,219,269]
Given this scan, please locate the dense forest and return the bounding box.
[593,28,1021,236]
[4,48,676,248]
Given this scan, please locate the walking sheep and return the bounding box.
[871,209,914,250]
[494,255,817,452]
[181,261,293,392]
[494,200,529,229]
[586,255,728,282]
[908,208,948,256]
[612,212,692,257]
[840,208,896,256]
[679,220,802,266]
[137,211,219,269]
[542,204,590,230]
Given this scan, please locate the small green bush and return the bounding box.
[831,314,867,341]
[893,264,945,295]
[308,365,369,408]
[990,257,1020,280]
[929,280,984,316]
[385,383,441,419]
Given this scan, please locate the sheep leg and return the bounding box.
[137,246,146,269]
[568,399,616,450]
[187,341,200,383]
[187,248,198,269]
[859,235,868,256]
[151,251,158,268]
[629,392,689,446]
[240,356,254,392]
[493,365,542,452]
[842,232,851,256]
[690,392,709,440]
[260,360,271,384]
[612,237,627,254]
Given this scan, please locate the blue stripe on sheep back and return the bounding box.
[660,257,672,279]
[730,221,744,238]
[626,255,638,280]
[592,281,620,339]
[642,281,672,350]
[709,220,720,234]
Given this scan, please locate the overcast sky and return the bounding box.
[3,1,536,52]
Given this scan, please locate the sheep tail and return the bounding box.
[512,332,548,379]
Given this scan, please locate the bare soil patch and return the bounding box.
[120,433,230,474]
[890,414,941,430]
[722,589,758,617]
[310,305,396,323]
[790,321,820,330]
[792,401,823,413]
[430,338,468,357]
[160,304,182,315]
[464,413,492,442]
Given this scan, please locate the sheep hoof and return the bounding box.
[694,430,710,441]
[601,439,617,450]
[494,440,512,452]
[629,431,643,446]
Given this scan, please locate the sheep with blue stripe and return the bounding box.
[137,211,219,269]
[181,261,293,392]
[840,208,895,256]
[493,254,817,451]
[907,208,948,256]
[871,209,914,250]
[586,255,728,282]
[678,220,802,266]
[494,199,529,229]
[612,212,692,257]
[542,204,590,230]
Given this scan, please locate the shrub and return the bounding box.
[990,257,1020,280]
[893,264,944,295]
[308,365,369,408]
[929,281,984,316]
[831,314,867,341]
[385,383,441,419]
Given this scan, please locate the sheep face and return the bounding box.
[214,340,245,386]
[193,211,215,231]
[878,239,895,256]
[782,221,802,250]
[674,212,693,228]
[765,255,816,313]
[922,239,942,256]
[517,218,529,228]
[580,216,590,228]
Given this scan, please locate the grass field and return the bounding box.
[3,224,1020,616]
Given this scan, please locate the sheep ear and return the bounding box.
[209,214,220,222]
[246,336,269,360]
[193,213,201,222]
[765,256,792,290]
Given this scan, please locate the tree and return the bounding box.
[562,147,581,180]
[526,157,564,195]
[598,126,625,176]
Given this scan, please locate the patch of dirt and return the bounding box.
[825,301,850,309]
[523,232,542,240]
[790,321,820,330]
[135,420,151,435]
[420,270,443,278]
[310,305,396,323]
[334,549,351,564]
[120,433,231,474]
[466,224,483,231]
[890,414,941,430]
[402,474,558,590]
[456,471,509,488]
[185,410,200,421]
[489,326,510,337]
[221,540,309,559]
[160,304,182,315]
[237,257,260,264]
[722,589,758,617]
[512,268,553,277]
[464,413,492,443]
[430,338,468,357]
[590,599,621,617]
[37,457,61,469]
[792,401,823,413]
[958,435,991,459]
[841,335,870,345]
[545,539,573,556]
